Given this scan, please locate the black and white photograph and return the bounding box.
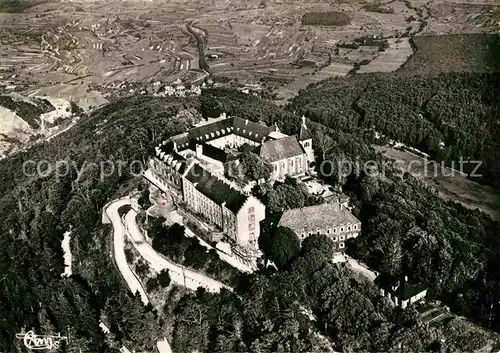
[0,0,499,351]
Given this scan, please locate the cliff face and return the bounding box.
[0,93,80,158]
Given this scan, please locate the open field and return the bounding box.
[0,0,496,107]
[375,145,500,220]
[399,34,500,75]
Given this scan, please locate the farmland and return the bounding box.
[0,0,497,109]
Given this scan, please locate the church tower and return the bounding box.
[298,116,314,165]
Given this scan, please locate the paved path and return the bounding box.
[105,197,230,353]
[104,198,150,305]
[105,198,172,353]
[124,209,229,293]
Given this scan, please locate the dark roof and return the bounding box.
[184,163,248,213]
[278,202,361,232]
[189,118,234,143]
[156,148,189,174]
[324,192,350,204]
[171,133,191,151]
[375,274,427,301]
[299,123,312,141]
[256,135,305,163]
[233,117,271,143]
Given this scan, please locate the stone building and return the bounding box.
[298,116,315,165]
[277,202,361,251]
[145,113,318,249]
[183,163,265,249]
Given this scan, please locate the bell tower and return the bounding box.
[298,116,314,165]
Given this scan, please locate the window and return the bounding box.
[333,228,337,233]
[340,227,344,232]
[249,214,255,222]
[249,207,255,214]
[301,232,305,238]
[326,228,331,234]
[354,224,358,230]
[249,223,255,230]
[332,236,337,241]
[290,159,294,167]
[347,226,351,231]
[339,235,345,241]
[308,232,312,236]
[339,242,345,249]
[304,141,310,147]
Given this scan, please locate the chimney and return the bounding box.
[302,115,306,127]
[196,144,203,158]
[404,275,408,282]
[173,141,178,152]
[245,119,249,125]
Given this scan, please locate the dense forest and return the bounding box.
[0,81,499,351]
[0,96,198,351]
[287,72,500,187]
[199,88,500,336]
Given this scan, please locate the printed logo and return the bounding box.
[15,331,68,350]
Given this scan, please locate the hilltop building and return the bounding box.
[182,163,265,248]
[278,201,361,251]
[375,274,427,309]
[145,113,316,249]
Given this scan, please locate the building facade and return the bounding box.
[256,135,308,180]
[278,202,361,251]
[182,163,266,249]
[298,116,315,165]
[145,113,317,250]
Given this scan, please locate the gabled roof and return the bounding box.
[299,123,312,141]
[375,274,427,301]
[233,117,272,143]
[156,145,189,174]
[256,135,305,163]
[184,163,248,213]
[189,118,234,143]
[278,202,361,233]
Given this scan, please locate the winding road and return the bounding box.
[104,197,149,305]
[123,208,229,292]
[104,197,231,353]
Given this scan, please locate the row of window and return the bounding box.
[322,224,359,234]
[301,231,359,241]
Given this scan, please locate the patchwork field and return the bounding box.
[0,0,496,107]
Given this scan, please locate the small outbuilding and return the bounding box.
[375,274,427,309]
